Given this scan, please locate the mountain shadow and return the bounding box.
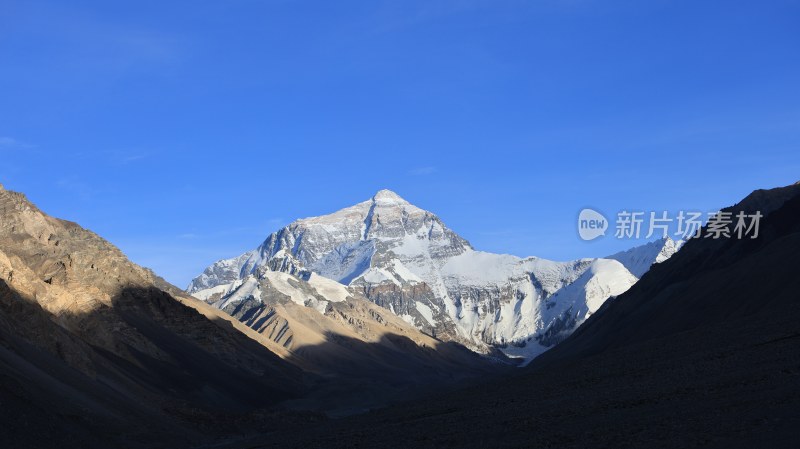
[225,182,800,449]
[0,182,511,448]
[0,279,509,448]
[279,331,509,417]
[0,282,315,449]
[534,181,800,365]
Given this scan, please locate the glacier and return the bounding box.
[188,189,679,361]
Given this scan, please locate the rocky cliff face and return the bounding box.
[0,184,311,447]
[0,182,506,447]
[189,190,678,360]
[192,263,503,415]
[257,182,800,449]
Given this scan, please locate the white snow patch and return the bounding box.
[441,250,525,285]
[400,314,416,326]
[359,267,401,285]
[191,283,231,302]
[262,271,315,307]
[416,302,435,325]
[307,273,351,302]
[213,277,261,310]
[391,259,422,283]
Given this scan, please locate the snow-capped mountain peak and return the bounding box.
[372,188,408,205]
[189,191,679,361]
[607,237,682,278]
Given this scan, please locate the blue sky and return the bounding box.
[1,0,799,287]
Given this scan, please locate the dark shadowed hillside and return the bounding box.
[535,181,800,366]
[237,182,800,449]
[0,184,504,448]
[0,185,310,448]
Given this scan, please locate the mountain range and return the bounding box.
[188,189,679,360]
[229,184,800,449]
[0,183,498,447]
[2,180,796,448]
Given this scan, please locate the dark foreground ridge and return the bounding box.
[0,185,502,448]
[227,182,800,449]
[2,182,799,448]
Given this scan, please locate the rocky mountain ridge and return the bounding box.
[190,189,679,360]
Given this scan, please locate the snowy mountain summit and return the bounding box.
[188,190,678,360]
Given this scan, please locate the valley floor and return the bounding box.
[215,302,800,449]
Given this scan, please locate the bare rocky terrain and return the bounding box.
[0,183,320,447]
[1,182,798,448]
[0,183,502,447]
[188,190,676,360]
[218,183,800,448]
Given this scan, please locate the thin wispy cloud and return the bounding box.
[478,229,518,237]
[69,149,150,165]
[409,166,437,176]
[56,176,97,200]
[6,2,188,79]
[369,0,496,35]
[266,217,285,227]
[176,219,285,242]
[120,153,148,164]
[0,137,34,149]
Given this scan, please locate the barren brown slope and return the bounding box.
[197,269,509,416]
[232,182,800,449]
[0,185,307,448]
